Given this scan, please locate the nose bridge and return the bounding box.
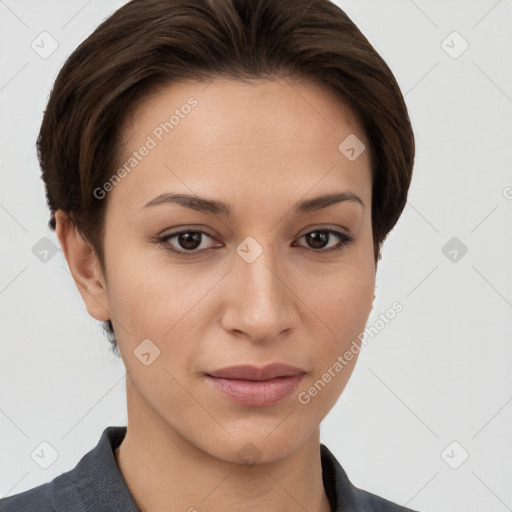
[225,235,296,341]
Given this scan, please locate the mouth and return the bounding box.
[205,364,306,407]
[206,363,306,380]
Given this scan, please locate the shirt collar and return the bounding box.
[50,426,393,512]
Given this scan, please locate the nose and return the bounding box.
[220,243,300,343]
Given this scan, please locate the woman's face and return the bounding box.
[99,77,375,462]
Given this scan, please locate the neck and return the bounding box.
[114,381,332,512]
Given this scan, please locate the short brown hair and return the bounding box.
[37,0,415,355]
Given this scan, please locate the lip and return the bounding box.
[205,364,306,407]
[207,363,305,380]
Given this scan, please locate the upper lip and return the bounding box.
[207,364,306,381]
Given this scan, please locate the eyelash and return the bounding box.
[150,228,354,257]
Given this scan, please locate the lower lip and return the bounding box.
[205,374,305,407]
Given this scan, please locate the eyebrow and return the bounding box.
[142,191,364,216]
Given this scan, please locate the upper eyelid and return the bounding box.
[162,223,351,236]
[162,225,349,238]
[161,227,351,246]
[162,228,217,241]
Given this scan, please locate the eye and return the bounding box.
[294,229,354,252]
[151,227,354,257]
[154,229,220,255]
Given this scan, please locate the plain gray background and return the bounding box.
[1,1,511,511]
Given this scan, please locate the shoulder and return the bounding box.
[0,455,90,512]
[0,426,131,512]
[0,473,75,512]
[353,486,419,511]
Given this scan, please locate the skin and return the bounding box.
[56,76,376,512]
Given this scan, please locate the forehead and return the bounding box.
[120,76,364,148]
[109,76,371,211]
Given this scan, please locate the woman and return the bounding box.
[0,0,417,510]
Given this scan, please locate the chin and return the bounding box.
[203,425,313,466]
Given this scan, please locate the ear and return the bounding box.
[55,210,110,322]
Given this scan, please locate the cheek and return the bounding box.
[104,244,222,345]
[313,277,373,367]
[310,246,374,333]
[102,243,175,339]
[297,264,374,416]
[305,243,375,368]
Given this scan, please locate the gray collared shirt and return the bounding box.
[0,426,420,511]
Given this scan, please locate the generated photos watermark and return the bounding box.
[93,97,198,200]
[297,300,403,405]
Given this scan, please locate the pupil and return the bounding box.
[176,231,330,251]
[179,232,202,250]
[307,231,328,249]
